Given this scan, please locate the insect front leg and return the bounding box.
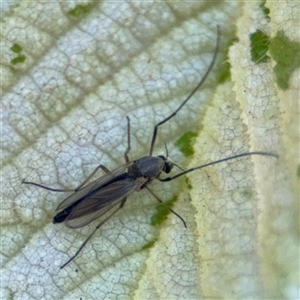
[124,116,131,163]
[60,197,127,269]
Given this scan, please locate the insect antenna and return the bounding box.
[159,152,278,182]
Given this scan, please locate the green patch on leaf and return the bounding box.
[297,165,300,178]
[11,55,26,65]
[68,4,93,17]
[185,177,193,191]
[259,0,270,21]
[175,131,198,157]
[269,30,300,90]
[141,239,156,250]
[151,196,178,226]
[218,36,239,84]
[11,43,23,53]
[10,43,26,65]
[241,189,253,199]
[249,30,270,63]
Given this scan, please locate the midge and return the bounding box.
[22,27,278,269]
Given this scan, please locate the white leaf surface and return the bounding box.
[1,1,298,299]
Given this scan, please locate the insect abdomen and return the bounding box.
[53,207,73,223]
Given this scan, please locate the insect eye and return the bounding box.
[163,162,173,173]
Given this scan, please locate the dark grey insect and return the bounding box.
[22,27,278,269]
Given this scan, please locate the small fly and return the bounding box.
[22,27,278,269]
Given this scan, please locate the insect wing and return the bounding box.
[56,162,133,211]
[65,198,122,229]
[65,176,146,228]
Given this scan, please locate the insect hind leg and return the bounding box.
[21,179,74,192]
[22,164,112,192]
[60,197,127,269]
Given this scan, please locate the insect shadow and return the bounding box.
[22,27,278,269]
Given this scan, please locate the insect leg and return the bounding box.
[145,186,187,228]
[22,165,111,192]
[75,165,111,191]
[148,26,220,156]
[60,197,127,269]
[124,116,131,163]
[21,179,74,192]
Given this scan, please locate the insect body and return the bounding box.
[22,27,278,269]
[52,155,174,228]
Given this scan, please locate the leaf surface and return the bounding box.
[1,1,298,299]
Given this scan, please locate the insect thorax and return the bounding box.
[129,156,166,180]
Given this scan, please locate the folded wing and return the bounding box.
[56,162,133,211]
[65,176,146,228]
